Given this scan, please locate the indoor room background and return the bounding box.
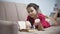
[0,0,60,21]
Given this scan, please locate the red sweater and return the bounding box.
[27,13,50,28]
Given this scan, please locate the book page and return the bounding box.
[18,21,26,30]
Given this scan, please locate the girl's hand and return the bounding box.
[34,19,40,26]
[35,19,40,23]
[26,21,31,29]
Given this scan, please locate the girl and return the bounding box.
[26,3,58,30]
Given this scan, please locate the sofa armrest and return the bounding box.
[0,20,18,34]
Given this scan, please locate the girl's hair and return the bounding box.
[26,3,39,11]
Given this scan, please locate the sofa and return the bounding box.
[0,20,60,34]
[0,20,18,34]
[0,2,60,34]
[18,26,60,34]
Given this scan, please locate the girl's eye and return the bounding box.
[31,10,33,12]
[28,11,30,13]
[28,10,33,13]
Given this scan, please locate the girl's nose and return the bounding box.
[29,12,32,15]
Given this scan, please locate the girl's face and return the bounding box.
[27,7,38,18]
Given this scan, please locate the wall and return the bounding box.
[55,0,60,8]
[0,0,57,21]
[0,0,55,16]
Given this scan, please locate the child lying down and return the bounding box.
[18,18,58,32]
[26,3,58,30]
[18,3,58,32]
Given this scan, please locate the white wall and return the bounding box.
[0,0,55,16]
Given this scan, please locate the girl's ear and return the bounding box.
[36,9,40,13]
[38,9,42,13]
[37,11,39,13]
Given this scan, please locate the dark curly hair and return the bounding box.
[26,3,39,11]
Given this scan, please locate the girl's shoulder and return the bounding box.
[38,13,44,16]
[27,16,31,18]
[27,16,30,20]
[38,13,45,17]
[27,16,33,20]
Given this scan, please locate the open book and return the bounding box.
[18,21,26,30]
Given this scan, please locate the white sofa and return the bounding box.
[0,20,60,34]
[0,2,60,34]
